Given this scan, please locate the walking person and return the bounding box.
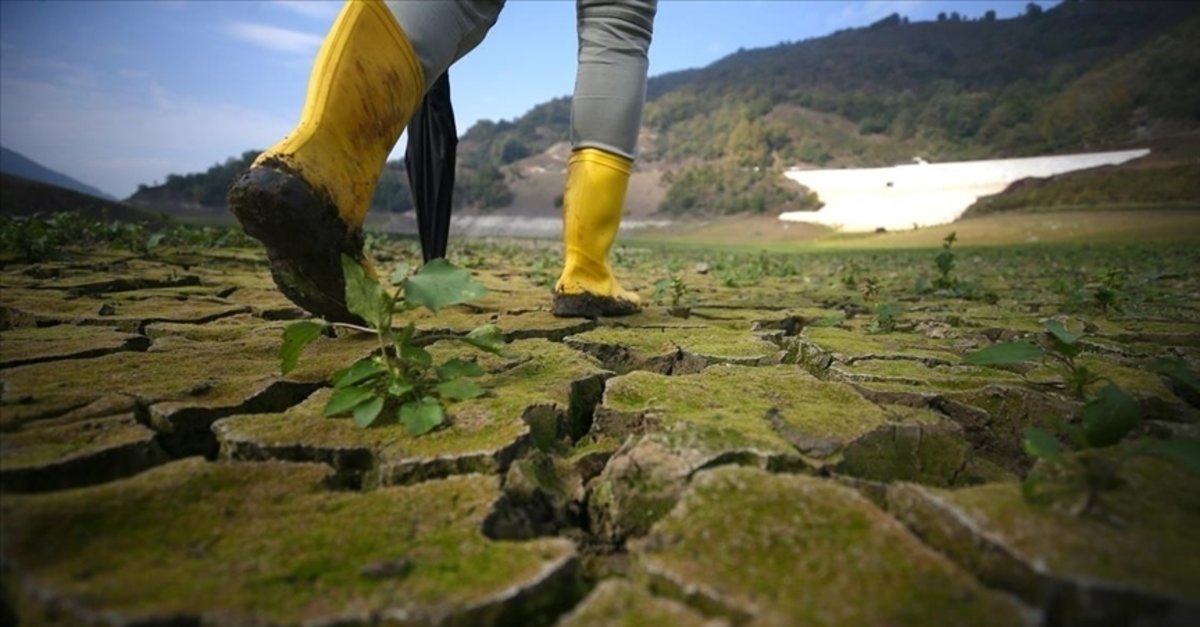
[228,0,657,321]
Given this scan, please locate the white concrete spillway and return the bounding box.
[778,149,1150,232]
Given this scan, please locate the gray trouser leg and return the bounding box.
[572,0,657,159]
[384,0,505,91]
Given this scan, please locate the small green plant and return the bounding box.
[653,274,697,318]
[862,276,881,301]
[526,253,558,288]
[841,260,863,289]
[963,319,1200,514]
[1091,268,1124,314]
[867,302,903,334]
[281,255,507,435]
[933,231,957,290]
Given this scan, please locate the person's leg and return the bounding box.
[229,0,502,323]
[553,0,657,318]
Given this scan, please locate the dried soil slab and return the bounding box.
[0,414,167,492]
[888,455,1200,625]
[1095,320,1200,347]
[0,287,248,331]
[404,307,598,343]
[0,325,149,368]
[215,339,611,487]
[2,458,581,626]
[27,269,202,296]
[219,286,307,319]
[631,467,1032,626]
[937,386,1081,475]
[830,359,1024,394]
[796,326,962,367]
[565,326,782,374]
[588,366,979,541]
[557,579,725,627]
[0,330,375,455]
[1027,356,1193,421]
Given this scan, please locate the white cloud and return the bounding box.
[0,70,293,198]
[274,0,340,21]
[227,21,323,54]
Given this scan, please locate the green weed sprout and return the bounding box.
[653,274,697,318]
[868,302,903,334]
[862,276,881,301]
[963,319,1200,514]
[933,231,957,290]
[280,255,507,435]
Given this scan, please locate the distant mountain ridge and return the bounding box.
[135,1,1200,219]
[0,146,114,201]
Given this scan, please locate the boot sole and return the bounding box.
[551,292,641,318]
[227,161,365,324]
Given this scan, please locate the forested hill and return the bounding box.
[135,1,1200,217]
[459,0,1200,214]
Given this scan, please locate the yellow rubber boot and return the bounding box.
[228,0,423,323]
[552,148,642,317]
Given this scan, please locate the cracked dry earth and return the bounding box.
[1,240,1198,626]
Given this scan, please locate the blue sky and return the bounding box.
[0,0,1053,198]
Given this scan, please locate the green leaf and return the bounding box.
[1041,317,1089,350]
[811,315,843,328]
[1082,383,1141,447]
[147,232,166,249]
[332,358,387,388]
[341,254,391,328]
[437,379,485,401]
[352,396,385,428]
[400,342,433,368]
[323,385,376,417]
[962,341,1043,366]
[1023,427,1063,464]
[389,262,411,286]
[1020,475,1040,501]
[462,324,507,354]
[280,321,326,375]
[388,381,415,398]
[438,358,485,380]
[875,302,902,318]
[1148,437,1200,475]
[399,397,444,436]
[1150,357,1200,395]
[403,258,488,313]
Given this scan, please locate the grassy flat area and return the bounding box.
[627,209,1200,252]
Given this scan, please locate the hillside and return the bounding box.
[962,134,1200,218]
[0,173,165,225]
[0,147,114,200]
[135,0,1200,220]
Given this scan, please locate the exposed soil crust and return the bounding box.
[2,239,1198,625]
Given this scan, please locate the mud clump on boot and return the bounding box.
[227,162,365,324]
[552,291,640,318]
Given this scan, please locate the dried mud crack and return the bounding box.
[2,241,1198,626]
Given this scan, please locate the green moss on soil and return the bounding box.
[832,359,1023,392]
[0,331,372,430]
[888,453,1200,609]
[0,325,147,368]
[0,415,151,470]
[567,326,781,370]
[215,339,608,479]
[0,287,248,331]
[802,327,960,364]
[1,458,576,624]
[600,365,889,454]
[1027,356,1178,401]
[632,467,1028,626]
